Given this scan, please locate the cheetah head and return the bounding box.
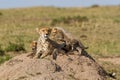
[30,41,37,50]
[36,27,52,40]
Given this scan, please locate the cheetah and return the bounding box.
[27,41,37,58]
[50,27,88,55]
[34,27,66,59]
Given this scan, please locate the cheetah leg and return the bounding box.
[34,48,42,59]
[40,52,49,59]
[52,49,58,60]
[76,47,82,55]
[27,52,35,58]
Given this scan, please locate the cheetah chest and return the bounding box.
[38,38,53,53]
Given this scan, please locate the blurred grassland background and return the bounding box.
[0,6,120,59]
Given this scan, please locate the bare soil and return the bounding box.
[0,51,107,80]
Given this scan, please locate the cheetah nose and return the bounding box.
[45,34,48,37]
[44,34,49,39]
[46,33,48,35]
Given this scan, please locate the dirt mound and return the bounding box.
[0,51,107,80]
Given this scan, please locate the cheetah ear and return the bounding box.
[36,28,39,33]
[49,28,52,32]
[52,27,57,33]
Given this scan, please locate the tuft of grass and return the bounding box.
[0,55,12,64]
[0,12,2,16]
[51,15,88,26]
[0,45,5,56]
[91,4,100,8]
[5,42,26,52]
[114,18,120,23]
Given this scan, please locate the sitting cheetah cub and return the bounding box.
[27,41,37,58]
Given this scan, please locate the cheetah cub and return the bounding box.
[27,41,37,58]
[50,27,88,55]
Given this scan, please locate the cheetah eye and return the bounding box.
[53,30,57,33]
[42,30,45,32]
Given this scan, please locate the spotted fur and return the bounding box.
[34,27,66,59]
[50,27,88,55]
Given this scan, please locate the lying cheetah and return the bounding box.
[50,27,88,54]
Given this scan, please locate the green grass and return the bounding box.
[0,55,12,64]
[0,44,5,56]
[5,41,26,52]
